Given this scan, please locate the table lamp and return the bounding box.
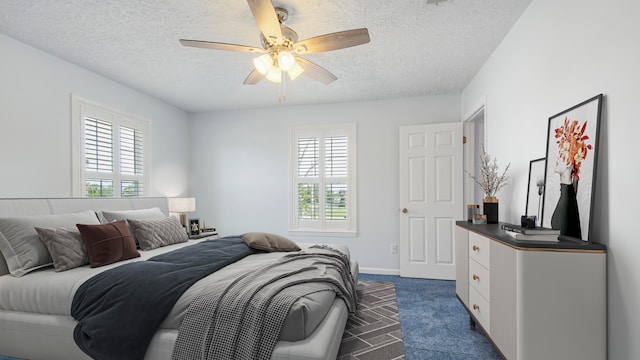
[168,197,196,227]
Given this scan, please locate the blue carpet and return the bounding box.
[359,274,501,360]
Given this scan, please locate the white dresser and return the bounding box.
[455,222,607,360]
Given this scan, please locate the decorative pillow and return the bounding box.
[98,207,166,223]
[77,220,140,268]
[98,207,167,246]
[0,210,100,277]
[240,232,301,252]
[128,217,188,251]
[35,227,88,272]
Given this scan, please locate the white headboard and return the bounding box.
[0,197,169,275]
[0,197,169,217]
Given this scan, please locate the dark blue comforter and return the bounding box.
[71,236,256,360]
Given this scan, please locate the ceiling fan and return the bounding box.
[179,0,370,85]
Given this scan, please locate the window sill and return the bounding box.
[288,230,358,238]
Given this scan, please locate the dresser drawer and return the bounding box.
[469,232,490,269]
[469,286,491,333]
[469,258,490,300]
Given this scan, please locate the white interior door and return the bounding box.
[399,123,463,279]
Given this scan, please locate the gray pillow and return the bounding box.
[98,207,166,223]
[0,210,100,276]
[128,217,189,251]
[240,232,301,252]
[99,207,167,246]
[35,227,88,272]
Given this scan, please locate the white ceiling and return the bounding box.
[0,0,532,113]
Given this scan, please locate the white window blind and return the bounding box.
[290,125,356,235]
[72,96,150,197]
[84,117,113,173]
[119,125,145,196]
[120,126,144,175]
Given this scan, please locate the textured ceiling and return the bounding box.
[0,0,532,113]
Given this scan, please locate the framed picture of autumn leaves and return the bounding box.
[541,94,603,242]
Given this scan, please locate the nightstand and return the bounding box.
[189,231,218,240]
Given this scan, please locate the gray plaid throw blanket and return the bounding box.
[172,246,357,360]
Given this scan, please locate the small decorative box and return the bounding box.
[472,214,487,225]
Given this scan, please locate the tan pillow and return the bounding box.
[240,232,301,252]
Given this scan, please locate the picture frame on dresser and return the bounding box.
[541,94,603,241]
[525,157,546,227]
[188,218,200,236]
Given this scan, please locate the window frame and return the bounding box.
[289,123,357,237]
[71,95,151,197]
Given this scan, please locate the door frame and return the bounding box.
[463,102,487,207]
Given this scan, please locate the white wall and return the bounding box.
[0,33,191,198]
[461,0,640,358]
[189,95,460,272]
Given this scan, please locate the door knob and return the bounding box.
[401,208,408,213]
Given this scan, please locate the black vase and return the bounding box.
[483,198,499,224]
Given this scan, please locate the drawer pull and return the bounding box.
[473,304,480,310]
[473,274,479,281]
[472,245,479,251]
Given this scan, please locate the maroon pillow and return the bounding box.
[76,220,140,268]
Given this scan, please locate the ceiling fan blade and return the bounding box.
[180,39,265,53]
[293,28,370,54]
[296,57,337,84]
[243,69,264,85]
[247,0,282,44]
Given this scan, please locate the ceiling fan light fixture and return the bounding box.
[253,54,273,75]
[179,3,371,92]
[277,50,295,71]
[265,66,282,83]
[287,62,304,80]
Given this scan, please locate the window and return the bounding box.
[290,124,356,235]
[72,96,150,197]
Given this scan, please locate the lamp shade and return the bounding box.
[265,66,282,83]
[168,197,196,213]
[287,62,304,80]
[253,54,273,75]
[277,51,295,71]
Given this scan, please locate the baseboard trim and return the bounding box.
[359,267,400,275]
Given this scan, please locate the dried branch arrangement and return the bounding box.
[466,145,511,198]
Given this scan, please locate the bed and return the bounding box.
[0,197,358,360]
